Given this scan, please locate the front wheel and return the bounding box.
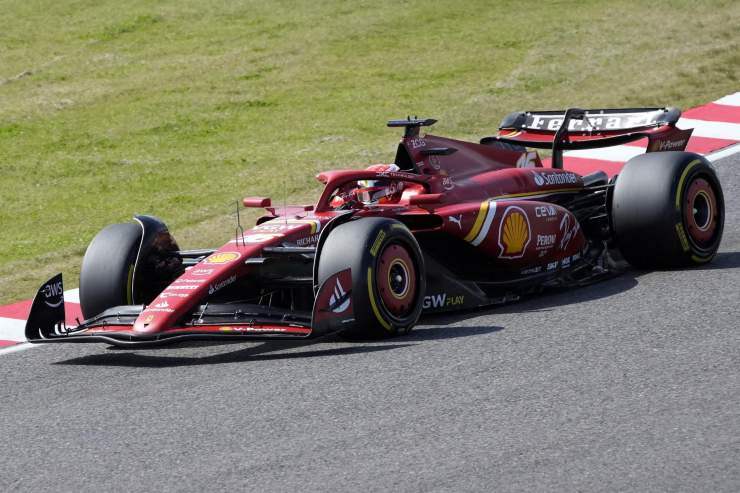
[79,223,142,319]
[317,218,425,338]
[611,151,724,268]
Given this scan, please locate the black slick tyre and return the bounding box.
[611,151,724,268]
[79,223,142,319]
[317,217,425,338]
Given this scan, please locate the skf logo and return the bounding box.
[498,206,531,259]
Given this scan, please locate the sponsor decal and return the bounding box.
[147,308,175,313]
[536,234,556,249]
[559,214,580,250]
[410,138,426,149]
[370,230,386,257]
[441,176,455,191]
[254,219,322,234]
[42,280,64,308]
[520,266,542,275]
[165,285,200,291]
[208,275,236,295]
[204,252,241,264]
[658,138,687,151]
[429,155,441,170]
[572,252,581,262]
[422,293,465,309]
[375,170,418,181]
[191,268,215,276]
[533,171,578,187]
[297,233,320,246]
[547,261,558,271]
[561,256,571,268]
[254,223,295,233]
[498,205,531,259]
[158,292,189,299]
[527,112,662,132]
[143,315,155,324]
[675,223,690,252]
[153,301,170,308]
[173,278,204,284]
[328,278,350,313]
[219,326,291,333]
[448,214,463,230]
[534,205,557,218]
[464,200,497,247]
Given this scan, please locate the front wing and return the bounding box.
[24,272,351,347]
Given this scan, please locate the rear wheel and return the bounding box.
[611,151,724,268]
[317,218,425,338]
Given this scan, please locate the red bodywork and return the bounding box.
[26,107,693,345]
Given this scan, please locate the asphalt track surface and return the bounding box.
[2,154,738,492]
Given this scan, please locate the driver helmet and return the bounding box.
[357,164,403,205]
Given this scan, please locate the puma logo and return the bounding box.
[449,214,462,229]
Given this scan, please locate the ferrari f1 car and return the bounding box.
[26,106,724,346]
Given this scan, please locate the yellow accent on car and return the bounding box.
[463,200,489,242]
[676,159,701,210]
[691,254,713,263]
[501,211,529,255]
[675,223,690,252]
[492,188,579,200]
[370,230,386,257]
[126,264,135,304]
[367,267,392,331]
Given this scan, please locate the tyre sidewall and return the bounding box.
[79,223,142,319]
[317,217,425,337]
[612,151,723,267]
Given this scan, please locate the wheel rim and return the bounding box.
[684,177,718,246]
[376,243,417,317]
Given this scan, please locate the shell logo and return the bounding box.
[204,252,241,264]
[498,206,531,259]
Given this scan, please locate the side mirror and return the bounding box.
[243,197,271,208]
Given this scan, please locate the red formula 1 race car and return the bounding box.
[26,107,724,346]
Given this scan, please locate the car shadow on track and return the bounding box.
[53,325,503,368]
[421,271,640,322]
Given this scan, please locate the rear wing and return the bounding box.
[482,107,692,168]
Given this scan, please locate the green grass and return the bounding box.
[1,0,738,303]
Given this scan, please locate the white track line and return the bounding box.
[0,288,80,355]
[707,142,740,162]
[0,317,26,341]
[567,138,740,164]
[0,343,34,356]
[64,288,80,304]
[677,118,740,140]
[714,92,740,106]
